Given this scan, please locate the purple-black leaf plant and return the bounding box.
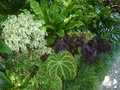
[52,33,111,62]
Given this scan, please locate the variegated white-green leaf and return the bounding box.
[46,50,77,80]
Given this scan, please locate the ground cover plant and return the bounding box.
[0,0,120,90]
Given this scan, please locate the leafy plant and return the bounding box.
[29,0,84,45]
[74,0,119,43]
[52,31,111,62]
[46,50,77,80]
[4,54,62,89]
[1,11,51,59]
[50,75,62,90]
[52,31,92,55]
[103,0,120,13]
[6,55,39,89]
[64,42,120,90]
[0,72,10,89]
[81,37,111,62]
[0,15,7,24]
[0,0,27,15]
[0,57,6,71]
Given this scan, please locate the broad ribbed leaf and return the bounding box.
[50,75,62,90]
[46,50,77,80]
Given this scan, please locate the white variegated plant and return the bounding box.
[1,11,51,58]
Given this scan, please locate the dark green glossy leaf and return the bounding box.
[0,40,11,54]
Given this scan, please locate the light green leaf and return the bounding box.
[56,30,65,37]
[64,14,78,24]
[65,21,84,30]
[60,1,76,17]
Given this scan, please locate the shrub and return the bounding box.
[1,11,51,58]
[5,55,62,89]
[52,31,93,55]
[29,0,84,45]
[52,31,111,62]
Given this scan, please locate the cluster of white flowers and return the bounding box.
[1,11,51,56]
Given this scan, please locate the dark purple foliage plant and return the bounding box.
[52,32,111,63]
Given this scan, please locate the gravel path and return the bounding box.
[99,52,120,90]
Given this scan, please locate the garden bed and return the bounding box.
[0,0,120,90]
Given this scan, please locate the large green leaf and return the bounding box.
[46,50,77,80]
[0,59,6,71]
[0,72,10,89]
[0,40,11,54]
[30,0,44,19]
[0,14,7,24]
[60,1,76,17]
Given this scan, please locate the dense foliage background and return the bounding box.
[0,0,119,90]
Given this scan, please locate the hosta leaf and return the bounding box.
[46,50,77,80]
